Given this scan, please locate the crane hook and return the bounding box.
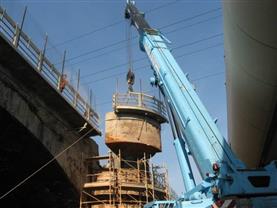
[126,69,135,92]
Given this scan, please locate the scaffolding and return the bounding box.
[80,151,169,208]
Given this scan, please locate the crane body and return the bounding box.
[125,1,277,207]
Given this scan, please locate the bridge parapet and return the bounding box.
[0,6,101,135]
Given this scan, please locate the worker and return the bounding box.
[59,74,68,92]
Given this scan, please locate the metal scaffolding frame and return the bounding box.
[80,151,169,208]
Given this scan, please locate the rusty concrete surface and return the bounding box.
[105,111,161,158]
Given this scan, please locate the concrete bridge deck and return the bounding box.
[0,6,101,207]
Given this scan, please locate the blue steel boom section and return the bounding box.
[125,1,277,207]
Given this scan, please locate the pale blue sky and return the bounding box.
[1,0,226,195]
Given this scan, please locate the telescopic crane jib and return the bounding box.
[125,1,277,207]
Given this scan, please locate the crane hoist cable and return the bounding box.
[126,21,135,92]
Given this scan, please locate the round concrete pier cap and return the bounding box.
[105,111,162,158]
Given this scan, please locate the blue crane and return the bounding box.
[125,1,277,207]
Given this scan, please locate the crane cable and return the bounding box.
[0,128,94,200]
[127,21,132,72]
[126,22,135,92]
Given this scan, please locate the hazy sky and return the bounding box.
[1,0,226,195]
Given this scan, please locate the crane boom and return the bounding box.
[125,1,277,207]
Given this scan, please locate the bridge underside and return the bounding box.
[0,107,78,207]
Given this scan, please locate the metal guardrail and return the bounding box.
[0,6,100,132]
[113,92,167,119]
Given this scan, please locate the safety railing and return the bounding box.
[0,6,100,132]
[113,91,167,119]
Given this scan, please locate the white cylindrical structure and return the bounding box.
[223,0,277,167]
